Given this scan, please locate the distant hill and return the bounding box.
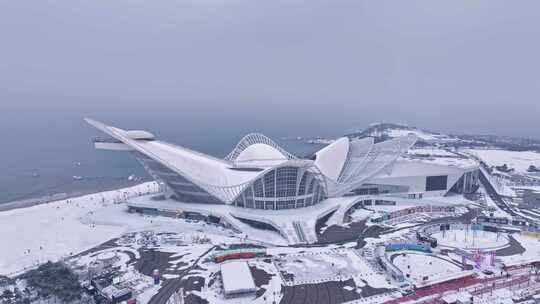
[345,123,458,144]
[345,123,540,151]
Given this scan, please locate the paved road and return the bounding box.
[148,246,216,304]
[478,170,518,216]
[494,235,526,257]
[279,278,374,304]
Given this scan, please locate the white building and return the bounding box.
[220,261,256,298]
[86,119,479,244]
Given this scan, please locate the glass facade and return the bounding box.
[132,151,222,204]
[264,171,275,197]
[232,166,327,210]
[132,152,326,209]
[425,175,448,191]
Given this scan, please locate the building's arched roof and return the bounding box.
[328,134,417,196]
[314,137,350,181]
[236,143,285,162]
[86,118,415,203]
[337,137,375,183]
[86,120,309,204]
[311,134,417,197]
[225,133,297,162]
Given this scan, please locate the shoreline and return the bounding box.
[0,181,160,276]
[0,178,151,213]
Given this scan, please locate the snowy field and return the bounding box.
[393,253,462,283]
[0,182,242,276]
[0,183,157,276]
[466,149,540,174]
[274,249,386,285]
[432,230,508,250]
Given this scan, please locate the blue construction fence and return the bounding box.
[385,243,432,253]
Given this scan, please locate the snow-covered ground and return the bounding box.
[349,208,374,221]
[346,196,468,226]
[393,253,462,283]
[498,234,540,267]
[0,181,243,276]
[274,249,385,285]
[0,183,157,276]
[365,202,430,213]
[63,229,221,304]
[432,230,508,250]
[2,169,538,303]
[466,149,540,174]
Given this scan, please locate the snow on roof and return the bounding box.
[86,119,260,187]
[233,143,289,167]
[134,139,259,186]
[220,261,256,296]
[314,137,350,181]
[371,159,473,179]
[400,155,478,170]
[236,143,286,161]
[407,148,457,157]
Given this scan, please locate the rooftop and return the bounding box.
[220,261,256,296]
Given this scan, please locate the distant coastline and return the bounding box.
[0,178,149,212]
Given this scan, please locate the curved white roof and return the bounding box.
[85,118,259,202]
[314,137,350,181]
[86,119,315,203]
[337,137,375,183]
[86,118,417,202]
[325,134,417,196]
[236,143,287,162]
[134,140,232,185]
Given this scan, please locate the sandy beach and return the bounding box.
[0,178,150,212]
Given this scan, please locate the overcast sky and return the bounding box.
[1,0,539,138]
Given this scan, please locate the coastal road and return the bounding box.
[148,245,216,304]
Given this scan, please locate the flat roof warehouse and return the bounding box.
[220,261,256,298]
